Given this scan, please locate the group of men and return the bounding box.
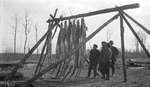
[87,40,119,80]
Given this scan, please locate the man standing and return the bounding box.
[87,44,100,78]
[98,41,112,80]
[109,40,119,76]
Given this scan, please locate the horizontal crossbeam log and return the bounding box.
[47,3,139,22]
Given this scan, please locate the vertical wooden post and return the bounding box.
[120,11,127,82]
[34,35,47,75]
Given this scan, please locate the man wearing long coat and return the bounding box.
[99,42,112,80]
[88,44,100,78]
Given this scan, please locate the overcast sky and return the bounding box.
[0,0,150,53]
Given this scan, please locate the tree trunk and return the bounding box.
[35,24,39,55]
[24,29,28,54]
[14,16,18,54]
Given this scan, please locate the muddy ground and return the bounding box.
[30,66,150,87]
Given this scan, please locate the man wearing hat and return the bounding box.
[98,41,112,80]
[87,44,100,78]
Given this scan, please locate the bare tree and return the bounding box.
[134,32,140,53]
[133,30,148,53]
[139,31,147,44]
[23,12,31,53]
[138,30,148,52]
[106,28,112,41]
[11,15,18,54]
[14,15,18,54]
[4,47,13,61]
[35,24,39,54]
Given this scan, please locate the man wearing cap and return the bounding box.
[87,44,100,78]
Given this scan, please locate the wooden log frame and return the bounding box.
[45,4,141,81]
[6,3,142,83]
[25,14,119,83]
[29,9,150,81]
[121,12,150,58]
[47,3,139,22]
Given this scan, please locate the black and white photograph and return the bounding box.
[0,0,150,87]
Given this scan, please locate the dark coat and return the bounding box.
[99,47,112,62]
[89,49,100,65]
[110,46,119,61]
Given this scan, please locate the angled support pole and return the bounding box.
[52,26,58,39]
[35,9,59,75]
[123,12,150,34]
[34,34,47,75]
[119,10,127,82]
[122,12,150,58]
[34,23,56,75]
[25,13,119,83]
